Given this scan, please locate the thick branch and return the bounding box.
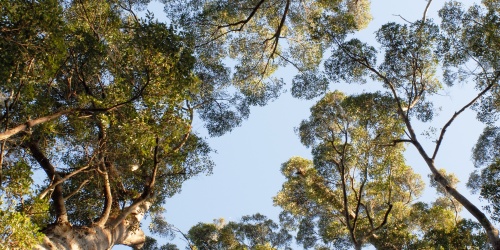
[412,139,500,246]
[0,76,150,141]
[0,110,72,141]
[95,120,112,227]
[28,142,68,223]
[96,163,113,227]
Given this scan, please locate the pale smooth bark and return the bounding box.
[35,202,151,250]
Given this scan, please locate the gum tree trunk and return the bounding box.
[35,202,150,250]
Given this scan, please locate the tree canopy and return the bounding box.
[273,0,500,248]
[1,0,500,249]
[0,0,279,248]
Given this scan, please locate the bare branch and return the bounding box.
[95,163,113,227]
[95,118,113,227]
[422,0,433,23]
[432,74,499,160]
[392,14,412,24]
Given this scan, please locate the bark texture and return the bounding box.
[35,202,150,250]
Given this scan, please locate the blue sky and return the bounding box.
[115,0,484,248]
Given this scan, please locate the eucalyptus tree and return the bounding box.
[163,0,372,105]
[284,0,500,248]
[144,214,291,250]
[274,91,425,250]
[0,0,281,248]
[185,214,292,250]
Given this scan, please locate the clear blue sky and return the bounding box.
[115,0,484,249]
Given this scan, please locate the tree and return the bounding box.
[285,0,500,248]
[0,0,271,248]
[160,214,292,250]
[1,0,380,248]
[163,0,372,107]
[274,91,426,249]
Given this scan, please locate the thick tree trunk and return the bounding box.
[34,202,151,250]
[34,221,145,250]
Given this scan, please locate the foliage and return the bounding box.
[143,236,180,250]
[469,126,500,221]
[272,0,500,247]
[0,0,279,247]
[0,208,45,249]
[274,91,425,249]
[163,0,372,108]
[2,0,500,248]
[186,214,292,250]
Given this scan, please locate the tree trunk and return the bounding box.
[34,202,151,250]
[34,221,144,250]
[354,243,362,250]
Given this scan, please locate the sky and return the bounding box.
[115,0,485,249]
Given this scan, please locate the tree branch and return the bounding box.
[96,162,113,227]
[95,119,113,227]
[365,203,393,238]
[0,77,150,142]
[216,0,267,31]
[432,76,498,160]
[39,164,91,199]
[0,109,73,141]
[108,137,160,229]
[28,141,69,223]
[422,0,433,23]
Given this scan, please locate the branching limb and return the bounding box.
[0,75,150,141]
[27,141,69,223]
[263,0,290,59]
[365,203,393,238]
[432,74,499,160]
[38,164,92,199]
[0,110,73,141]
[351,169,367,232]
[171,226,196,250]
